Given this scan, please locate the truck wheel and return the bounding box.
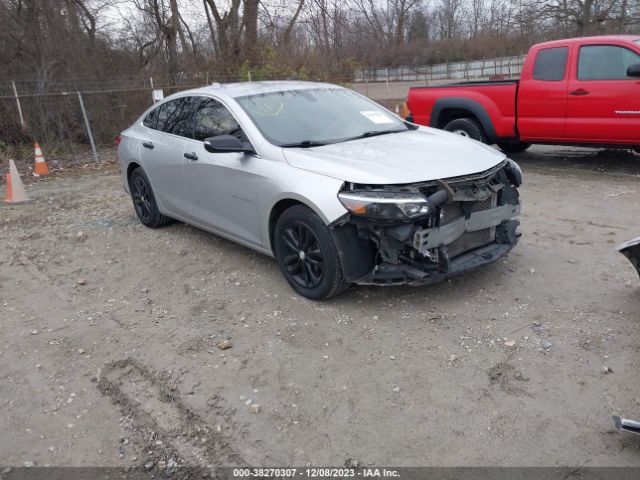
[443,118,486,143]
[497,141,531,154]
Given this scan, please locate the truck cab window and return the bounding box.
[533,47,568,81]
[578,45,640,80]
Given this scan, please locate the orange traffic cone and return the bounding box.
[4,159,29,203]
[34,142,49,176]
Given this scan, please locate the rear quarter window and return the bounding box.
[533,47,568,81]
[143,107,159,129]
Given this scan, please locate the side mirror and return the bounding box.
[626,63,640,77]
[204,135,255,154]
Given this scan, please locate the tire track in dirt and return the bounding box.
[97,358,247,472]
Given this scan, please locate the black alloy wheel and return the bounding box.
[129,168,172,228]
[274,205,349,299]
[132,175,152,223]
[282,221,325,289]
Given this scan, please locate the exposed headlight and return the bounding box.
[338,191,435,220]
[505,159,523,187]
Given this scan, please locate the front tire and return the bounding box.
[129,168,172,228]
[443,118,487,143]
[497,141,531,154]
[274,205,349,299]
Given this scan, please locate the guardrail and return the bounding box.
[355,54,526,83]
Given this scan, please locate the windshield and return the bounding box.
[235,87,411,147]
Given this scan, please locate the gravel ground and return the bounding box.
[0,145,639,469]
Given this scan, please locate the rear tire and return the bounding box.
[497,141,531,154]
[129,168,172,228]
[443,118,487,143]
[274,205,349,300]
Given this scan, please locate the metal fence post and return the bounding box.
[11,81,25,128]
[385,67,390,95]
[77,92,99,163]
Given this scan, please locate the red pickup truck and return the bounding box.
[405,36,640,153]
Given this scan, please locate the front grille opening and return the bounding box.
[447,228,495,258]
[439,194,497,258]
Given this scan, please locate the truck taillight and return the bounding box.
[397,102,410,120]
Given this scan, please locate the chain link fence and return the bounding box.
[0,84,209,169]
[0,54,525,171]
[0,69,332,168]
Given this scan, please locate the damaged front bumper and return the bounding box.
[331,160,522,286]
[360,235,518,286]
[618,237,640,278]
[357,220,519,285]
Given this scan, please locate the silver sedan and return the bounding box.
[117,81,522,299]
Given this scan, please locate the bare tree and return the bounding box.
[283,0,306,46]
[436,0,464,40]
[130,0,184,83]
[203,0,243,67]
[243,0,260,62]
[526,0,634,35]
[350,0,422,47]
[2,0,640,91]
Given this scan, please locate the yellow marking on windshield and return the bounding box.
[250,99,284,116]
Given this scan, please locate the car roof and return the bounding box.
[178,80,340,100]
[533,35,640,49]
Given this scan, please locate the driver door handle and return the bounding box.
[184,152,198,161]
[570,89,589,96]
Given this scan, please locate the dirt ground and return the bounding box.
[1,145,639,470]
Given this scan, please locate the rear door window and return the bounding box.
[156,97,197,137]
[578,45,640,80]
[193,98,242,142]
[533,47,568,81]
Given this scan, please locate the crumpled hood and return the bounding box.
[282,127,506,184]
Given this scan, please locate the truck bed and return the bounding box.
[411,79,519,89]
[407,81,519,140]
